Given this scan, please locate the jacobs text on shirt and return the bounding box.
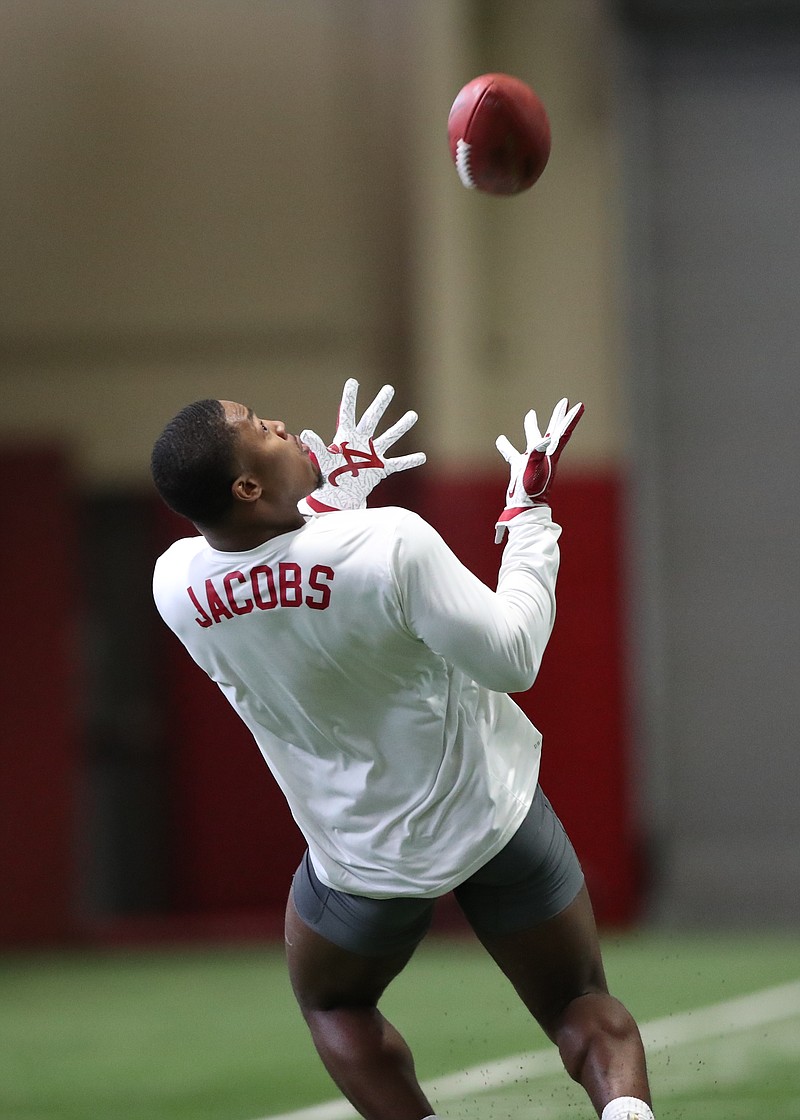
[187,562,335,627]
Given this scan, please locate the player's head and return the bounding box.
[151,399,236,524]
[151,398,321,529]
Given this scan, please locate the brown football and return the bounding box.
[447,73,551,196]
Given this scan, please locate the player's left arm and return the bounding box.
[298,379,426,515]
[392,397,583,693]
[391,509,561,694]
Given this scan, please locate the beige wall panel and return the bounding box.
[484,0,628,466]
[0,0,414,479]
[0,351,370,485]
[409,0,626,468]
[1,0,624,480]
[1,1,369,333]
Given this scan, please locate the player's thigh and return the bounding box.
[285,852,433,1011]
[285,894,418,1011]
[476,884,608,1034]
[453,787,606,1032]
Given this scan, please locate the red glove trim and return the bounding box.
[496,504,546,524]
[497,506,527,523]
[304,495,338,514]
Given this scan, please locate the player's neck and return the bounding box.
[201,512,305,552]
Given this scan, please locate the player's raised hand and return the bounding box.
[298,378,426,515]
[494,398,584,542]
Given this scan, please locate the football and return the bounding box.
[447,73,551,196]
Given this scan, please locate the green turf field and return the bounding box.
[1,931,798,1120]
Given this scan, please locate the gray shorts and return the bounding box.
[290,786,584,957]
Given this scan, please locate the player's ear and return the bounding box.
[231,473,262,504]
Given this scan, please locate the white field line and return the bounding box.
[257,978,800,1120]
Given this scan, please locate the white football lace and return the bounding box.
[455,139,476,189]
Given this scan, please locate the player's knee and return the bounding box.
[302,1003,362,1043]
[554,994,639,1081]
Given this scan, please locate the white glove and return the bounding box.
[494,397,584,542]
[298,378,426,514]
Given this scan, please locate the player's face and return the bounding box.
[221,401,322,503]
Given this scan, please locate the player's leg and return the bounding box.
[455,789,652,1118]
[476,884,651,1115]
[284,854,435,1120]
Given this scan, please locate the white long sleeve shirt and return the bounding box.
[152,505,561,897]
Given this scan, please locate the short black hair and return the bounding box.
[150,399,238,525]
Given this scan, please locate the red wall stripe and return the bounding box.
[0,448,80,945]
